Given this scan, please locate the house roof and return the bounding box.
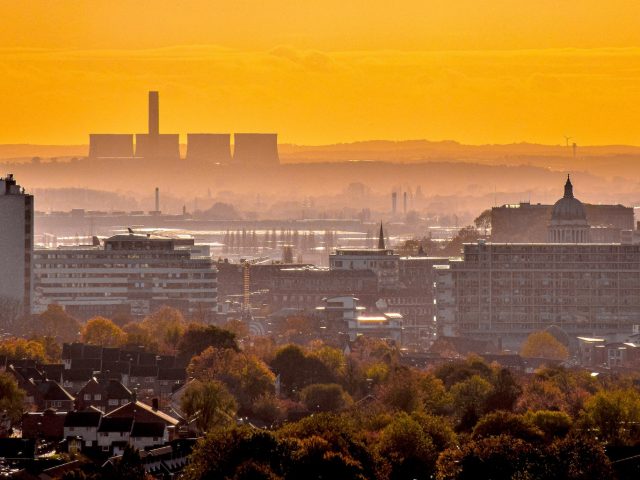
[64,410,102,428]
[130,365,158,377]
[98,417,134,433]
[37,380,75,402]
[104,379,132,398]
[130,422,166,438]
[62,369,94,382]
[158,368,186,381]
[106,401,179,426]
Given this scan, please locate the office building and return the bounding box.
[0,174,33,314]
[435,242,640,344]
[33,233,216,320]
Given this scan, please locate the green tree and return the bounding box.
[379,412,438,480]
[521,331,569,360]
[81,316,126,346]
[450,374,494,428]
[580,388,640,446]
[300,383,352,413]
[181,380,238,433]
[524,410,573,441]
[0,372,25,423]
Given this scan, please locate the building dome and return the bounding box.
[547,175,590,243]
[551,176,587,221]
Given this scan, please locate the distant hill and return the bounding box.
[2,140,640,165]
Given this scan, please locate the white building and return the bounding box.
[33,232,217,320]
[329,223,400,288]
[316,295,403,344]
[0,174,33,314]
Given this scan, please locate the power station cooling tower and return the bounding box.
[135,134,180,160]
[186,133,232,163]
[89,134,134,158]
[233,133,279,166]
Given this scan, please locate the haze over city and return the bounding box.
[2,2,640,479]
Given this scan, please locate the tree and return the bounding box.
[0,372,25,423]
[0,337,46,362]
[123,322,159,352]
[436,435,537,480]
[270,344,334,396]
[182,427,284,480]
[181,380,238,433]
[0,296,22,333]
[178,323,238,360]
[472,411,544,443]
[106,444,146,480]
[379,412,438,480]
[38,304,80,342]
[141,306,186,352]
[378,366,423,413]
[450,375,494,427]
[300,383,352,413]
[81,317,126,347]
[524,410,572,441]
[580,388,640,446]
[187,347,275,412]
[484,368,521,412]
[521,331,569,360]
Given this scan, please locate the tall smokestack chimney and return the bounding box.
[155,187,160,212]
[149,91,159,136]
[391,192,397,216]
[403,192,407,215]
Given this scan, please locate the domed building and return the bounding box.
[547,175,590,243]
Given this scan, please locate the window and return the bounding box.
[94,394,102,400]
[84,394,91,400]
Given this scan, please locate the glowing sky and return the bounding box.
[1,1,640,145]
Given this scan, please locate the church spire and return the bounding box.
[564,174,573,198]
[378,222,385,249]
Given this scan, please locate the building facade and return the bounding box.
[33,233,216,319]
[436,242,640,343]
[0,174,33,314]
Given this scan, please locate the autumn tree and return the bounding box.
[81,316,126,347]
[472,411,544,443]
[178,323,238,361]
[300,383,352,413]
[521,331,569,360]
[0,337,46,362]
[187,346,275,413]
[181,380,238,433]
[141,306,186,352]
[38,304,80,342]
[270,344,334,396]
[0,372,25,423]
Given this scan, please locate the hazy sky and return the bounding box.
[2,1,640,145]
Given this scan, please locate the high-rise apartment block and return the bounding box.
[0,174,33,314]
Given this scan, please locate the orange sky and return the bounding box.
[1,1,640,146]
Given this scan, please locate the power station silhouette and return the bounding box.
[89,91,279,166]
